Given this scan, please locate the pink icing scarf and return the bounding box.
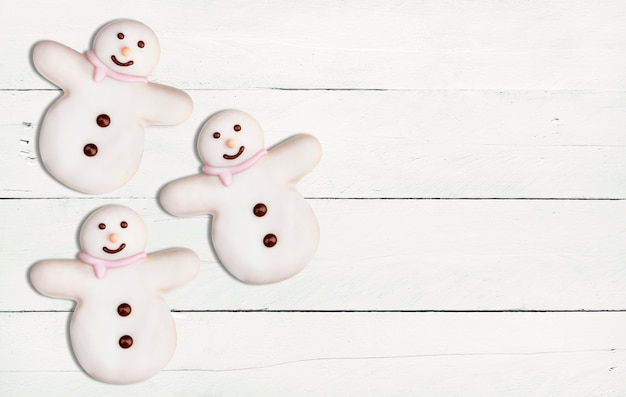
[202,149,267,186]
[86,50,148,83]
[78,251,147,279]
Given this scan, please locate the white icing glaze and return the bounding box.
[160,109,322,284]
[29,205,199,384]
[32,19,193,193]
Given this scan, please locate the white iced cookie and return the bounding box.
[32,19,193,193]
[160,110,322,284]
[29,205,199,384]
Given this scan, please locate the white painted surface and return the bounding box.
[1,1,625,395]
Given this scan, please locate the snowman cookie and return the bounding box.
[160,110,322,284]
[32,19,193,193]
[29,205,199,384]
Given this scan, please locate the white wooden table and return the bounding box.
[1,1,625,395]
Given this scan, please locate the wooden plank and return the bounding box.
[1,312,625,395]
[2,90,625,199]
[3,0,626,90]
[6,198,625,311]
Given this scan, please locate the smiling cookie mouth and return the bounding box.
[223,146,245,160]
[103,243,126,254]
[111,55,134,67]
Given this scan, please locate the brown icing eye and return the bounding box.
[98,223,106,230]
[213,132,221,139]
[137,41,145,48]
[117,33,124,40]
[120,221,128,228]
[234,124,242,132]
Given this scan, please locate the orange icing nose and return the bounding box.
[109,233,119,243]
[226,139,237,148]
[121,47,131,57]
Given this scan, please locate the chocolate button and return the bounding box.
[83,143,98,157]
[119,335,133,349]
[96,114,110,128]
[263,233,277,247]
[117,303,131,317]
[253,203,267,217]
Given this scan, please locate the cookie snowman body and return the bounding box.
[70,262,179,384]
[37,73,146,193]
[206,155,320,284]
[160,110,322,284]
[32,19,193,193]
[29,205,199,384]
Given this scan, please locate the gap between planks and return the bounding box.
[3,88,626,93]
[1,197,624,200]
[4,309,626,313]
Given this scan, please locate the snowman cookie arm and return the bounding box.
[30,259,88,301]
[32,41,87,91]
[138,83,193,126]
[160,174,217,216]
[268,134,322,184]
[146,248,200,291]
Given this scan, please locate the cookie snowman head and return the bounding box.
[197,110,266,168]
[92,19,160,77]
[80,205,147,261]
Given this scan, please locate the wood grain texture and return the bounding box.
[2,312,625,396]
[1,0,625,395]
[3,90,626,199]
[2,0,626,90]
[4,198,625,311]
